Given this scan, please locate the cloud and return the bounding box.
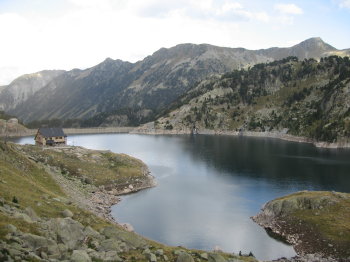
[338,0,350,9]
[274,3,303,15]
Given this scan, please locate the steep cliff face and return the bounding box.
[3,38,349,125]
[252,191,350,259]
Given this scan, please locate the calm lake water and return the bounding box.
[14,134,350,260]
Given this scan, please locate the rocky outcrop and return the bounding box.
[252,191,350,261]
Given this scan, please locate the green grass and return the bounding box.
[18,145,146,187]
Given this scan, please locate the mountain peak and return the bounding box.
[296,37,336,51]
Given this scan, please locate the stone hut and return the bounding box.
[35,127,67,146]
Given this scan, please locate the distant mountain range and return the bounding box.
[0,37,349,126]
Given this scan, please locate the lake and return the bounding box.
[14,134,350,260]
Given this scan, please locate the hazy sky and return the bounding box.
[0,0,349,85]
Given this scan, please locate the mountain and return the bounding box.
[151,56,350,143]
[2,37,349,125]
[0,70,65,111]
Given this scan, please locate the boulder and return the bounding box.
[24,207,40,221]
[46,218,85,250]
[176,252,194,262]
[145,252,157,262]
[208,253,227,262]
[13,212,33,224]
[155,249,164,256]
[90,250,122,262]
[99,239,124,252]
[200,253,209,260]
[21,233,60,257]
[101,226,147,249]
[71,250,91,262]
[61,209,74,218]
[104,250,122,261]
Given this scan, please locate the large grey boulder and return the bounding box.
[101,226,147,249]
[146,252,157,262]
[99,239,124,252]
[89,250,122,261]
[176,252,194,262]
[61,209,74,218]
[45,218,85,250]
[71,250,91,262]
[208,253,227,262]
[21,233,60,257]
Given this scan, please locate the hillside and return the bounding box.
[150,56,350,144]
[2,38,349,126]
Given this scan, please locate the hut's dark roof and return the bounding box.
[38,127,66,138]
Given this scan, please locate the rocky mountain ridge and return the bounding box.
[1,37,349,125]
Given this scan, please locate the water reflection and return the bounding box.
[12,134,350,260]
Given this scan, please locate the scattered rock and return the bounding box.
[99,239,124,252]
[200,253,209,260]
[174,250,185,256]
[21,233,60,257]
[208,253,227,262]
[146,252,157,262]
[71,250,92,262]
[61,209,74,218]
[101,226,147,249]
[24,207,40,221]
[13,212,33,224]
[177,252,194,262]
[155,249,164,256]
[45,218,85,250]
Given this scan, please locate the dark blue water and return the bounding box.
[14,134,350,260]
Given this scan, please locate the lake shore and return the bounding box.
[131,127,350,149]
[3,126,349,149]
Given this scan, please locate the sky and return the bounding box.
[0,0,349,85]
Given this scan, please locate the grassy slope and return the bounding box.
[18,145,147,188]
[0,142,110,236]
